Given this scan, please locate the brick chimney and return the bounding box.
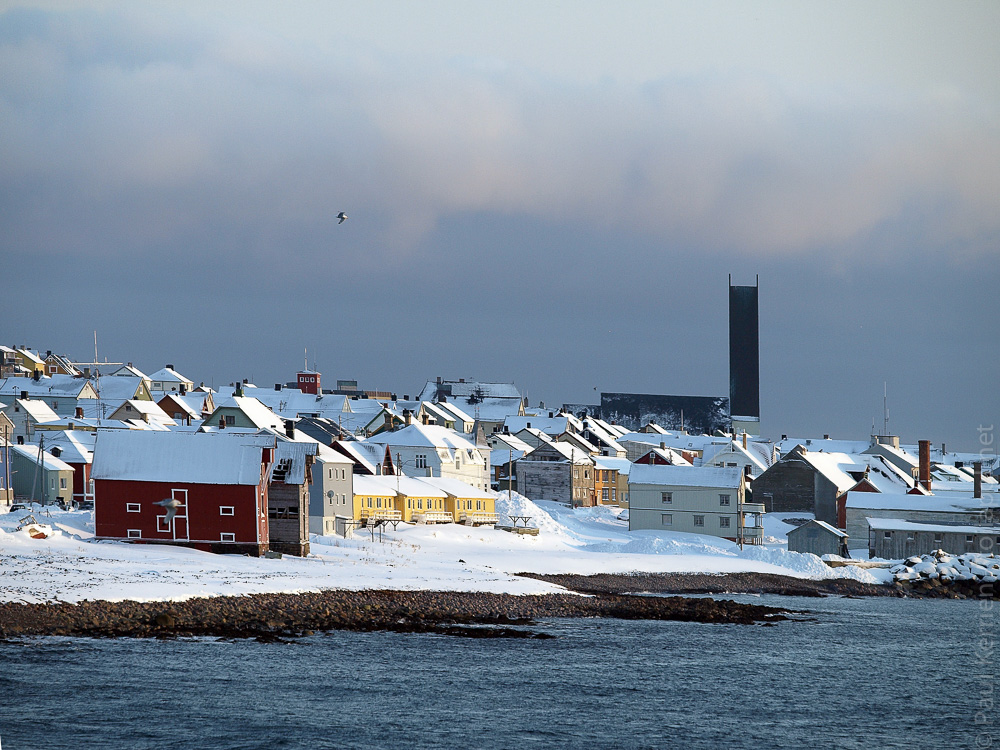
[974,461,982,499]
[918,440,932,492]
[75,407,84,419]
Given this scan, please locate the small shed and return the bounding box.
[787,519,849,558]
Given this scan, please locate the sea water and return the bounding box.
[0,595,992,749]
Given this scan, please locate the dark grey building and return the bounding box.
[868,518,1000,559]
[787,519,849,557]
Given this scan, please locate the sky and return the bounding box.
[2,1,998,451]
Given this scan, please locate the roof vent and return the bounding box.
[166,364,174,369]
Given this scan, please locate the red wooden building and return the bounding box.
[92,430,276,555]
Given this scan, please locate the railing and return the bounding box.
[360,509,402,523]
[415,511,453,524]
[460,512,499,525]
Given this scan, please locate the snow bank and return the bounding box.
[890,550,999,584]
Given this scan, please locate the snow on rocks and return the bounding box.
[889,550,999,598]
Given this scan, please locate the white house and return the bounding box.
[364,424,490,491]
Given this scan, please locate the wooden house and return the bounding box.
[92,430,276,556]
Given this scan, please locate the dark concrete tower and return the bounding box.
[729,275,760,435]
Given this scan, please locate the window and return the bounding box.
[694,515,705,527]
[225,415,235,425]
[933,535,943,545]
[126,503,140,513]
[719,494,731,506]
[60,477,67,489]
[157,515,171,532]
[906,534,915,542]
[966,535,975,544]
[602,488,609,500]
[719,517,731,528]
[415,454,427,469]
[220,533,236,542]
[220,506,235,516]
[127,529,141,538]
[661,513,672,526]
[661,492,672,504]
[726,462,737,468]
[884,531,892,540]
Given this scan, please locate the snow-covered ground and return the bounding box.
[0,494,888,604]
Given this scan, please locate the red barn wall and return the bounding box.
[94,478,268,552]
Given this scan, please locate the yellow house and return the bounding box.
[393,476,450,523]
[419,476,498,525]
[351,474,401,525]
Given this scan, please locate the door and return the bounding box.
[171,489,189,541]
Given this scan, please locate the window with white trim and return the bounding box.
[694,515,705,527]
[157,515,171,532]
[220,532,236,542]
[220,506,235,516]
[719,517,731,528]
[127,529,141,538]
[661,513,672,526]
[719,494,731,506]
[661,492,672,504]
[126,503,140,513]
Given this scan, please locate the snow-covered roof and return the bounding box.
[845,489,999,513]
[91,430,274,485]
[490,448,525,467]
[503,415,571,436]
[416,476,494,500]
[865,517,1000,534]
[523,441,593,464]
[147,366,192,384]
[788,520,848,538]
[365,424,479,452]
[93,376,146,403]
[393,476,449,498]
[10,443,74,471]
[157,393,202,419]
[593,456,633,475]
[334,440,383,474]
[112,400,175,425]
[210,396,285,430]
[239,387,352,419]
[0,375,94,399]
[109,364,149,379]
[7,398,60,423]
[43,431,94,464]
[272,439,319,485]
[790,449,866,494]
[487,432,533,453]
[352,474,400,497]
[629,464,743,489]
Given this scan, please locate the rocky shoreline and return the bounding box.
[0,587,794,641]
[519,571,900,597]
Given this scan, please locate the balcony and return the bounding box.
[414,511,453,524]
[460,512,499,526]
[360,509,401,524]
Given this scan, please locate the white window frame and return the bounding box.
[220,532,236,542]
[126,503,141,513]
[661,492,672,504]
[157,515,171,532]
[220,506,235,516]
[719,516,731,528]
[661,513,672,526]
[127,529,141,538]
[693,515,705,527]
[719,494,731,506]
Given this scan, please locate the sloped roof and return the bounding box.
[272,438,319,485]
[365,424,479,452]
[353,474,399,497]
[0,375,94,399]
[416,475,494,500]
[416,380,522,402]
[845,489,999,512]
[629,463,743,489]
[593,456,633,475]
[147,366,192,384]
[10,442,74,471]
[788,520,848,538]
[9,398,60,423]
[92,430,273,485]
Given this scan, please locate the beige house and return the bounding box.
[628,464,763,544]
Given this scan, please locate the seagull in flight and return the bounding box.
[337,212,348,224]
[154,497,183,523]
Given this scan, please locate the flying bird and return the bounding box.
[154,497,183,523]
[337,212,348,224]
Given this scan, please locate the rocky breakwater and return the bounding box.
[890,551,999,599]
[0,589,792,641]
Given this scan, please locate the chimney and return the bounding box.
[32,370,41,381]
[285,419,295,439]
[234,385,243,397]
[404,410,412,426]
[659,442,666,450]
[219,417,226,430]
[973,461,982,499]
[918,440,931,491]
[781,434,787,441]
[179,385,186,395]
[403,395,410,401]
[166,364,174,370]
[21,390,28,400]
[275,384,282,391]
[526,422,531,429]
[742,432,748,449]
[823,434,830,440]
[75,407,84,419]
[941,443,946,454]
[421,413,429,425]
[84,367,91,379]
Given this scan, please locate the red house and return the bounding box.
[92,430,276,555]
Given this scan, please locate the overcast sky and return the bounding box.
[3,1,998,450]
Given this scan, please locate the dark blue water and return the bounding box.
[0,595,992,749]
